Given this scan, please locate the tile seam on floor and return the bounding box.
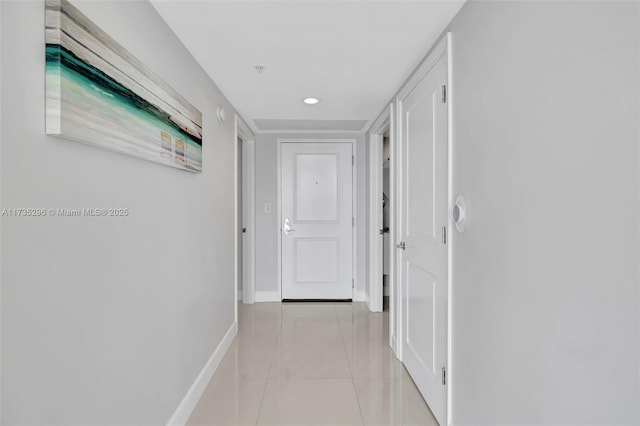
[254,378,270,426]
[252,318,280,426]
[350,377,367,426]
[339,305,366,425]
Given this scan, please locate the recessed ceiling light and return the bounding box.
[303,97,319,105]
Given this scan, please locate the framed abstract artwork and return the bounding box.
[45,0,203,172]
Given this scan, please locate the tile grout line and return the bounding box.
[253,307,283,425]
[253,366,272,426]
[350,376,367,426]
[337,306,367,426]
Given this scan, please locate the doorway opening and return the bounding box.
[235,116,256,316]
[237,135,243,303]
[367,103,396,351]
[277,138,357,301]
[381,132,391,312]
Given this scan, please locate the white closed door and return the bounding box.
[281,142,353,300]
[399,53,448,424]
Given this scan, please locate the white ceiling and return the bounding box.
[150,0,466,133]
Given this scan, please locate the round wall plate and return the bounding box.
[453,194,468,233]
[216,105,225,123]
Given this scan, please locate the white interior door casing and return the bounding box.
[242,138,255,304]
[237,137,243,299]
[366,104,394,317]
[399,52,448,424]
[236,115,255,305]
[367,133,384,312]
[281,142,353,300]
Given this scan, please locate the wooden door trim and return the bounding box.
[277,138,357,301]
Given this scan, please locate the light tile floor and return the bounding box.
[187,302,438,426]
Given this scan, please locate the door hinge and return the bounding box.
[352,278,354,288]
[442,226,447,245]
[352,217,355,227]
[352,155,355,165]
[442,367,447,385]
[442,85,447,103]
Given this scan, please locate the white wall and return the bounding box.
[0,0,3,420]
[1,1,238,424]
[255,133,367,300]
[254,135,278,297]
[443,1,640,424]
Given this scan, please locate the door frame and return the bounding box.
[366,104,393,318]
[234,115,256,311]
[276,138,357,301]
[395,32,453,423]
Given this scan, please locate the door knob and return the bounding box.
[283,217,295,236]
[396,241,415,250]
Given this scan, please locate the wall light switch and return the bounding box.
[264,202,271,214]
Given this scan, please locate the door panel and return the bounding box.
[406,262,436,373]
[282,142,353,300]
[407,95,436,239]
[294,238,339,283]
[295,154,339,222]
[400,54,448,425]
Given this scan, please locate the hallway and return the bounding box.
[187,302,437,426]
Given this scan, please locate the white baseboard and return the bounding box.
[254,290,365,302]
[166,321,237,426]
[353,290,366,302]
[255,291,280,302]
[391,333,401,361]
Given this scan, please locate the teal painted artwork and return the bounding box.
[45,0,203,172]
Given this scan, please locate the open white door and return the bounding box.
[398,50,448,423]
[281,142,353,300]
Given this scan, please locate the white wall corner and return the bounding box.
[165,321,237,426]
[255,291,280,302]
